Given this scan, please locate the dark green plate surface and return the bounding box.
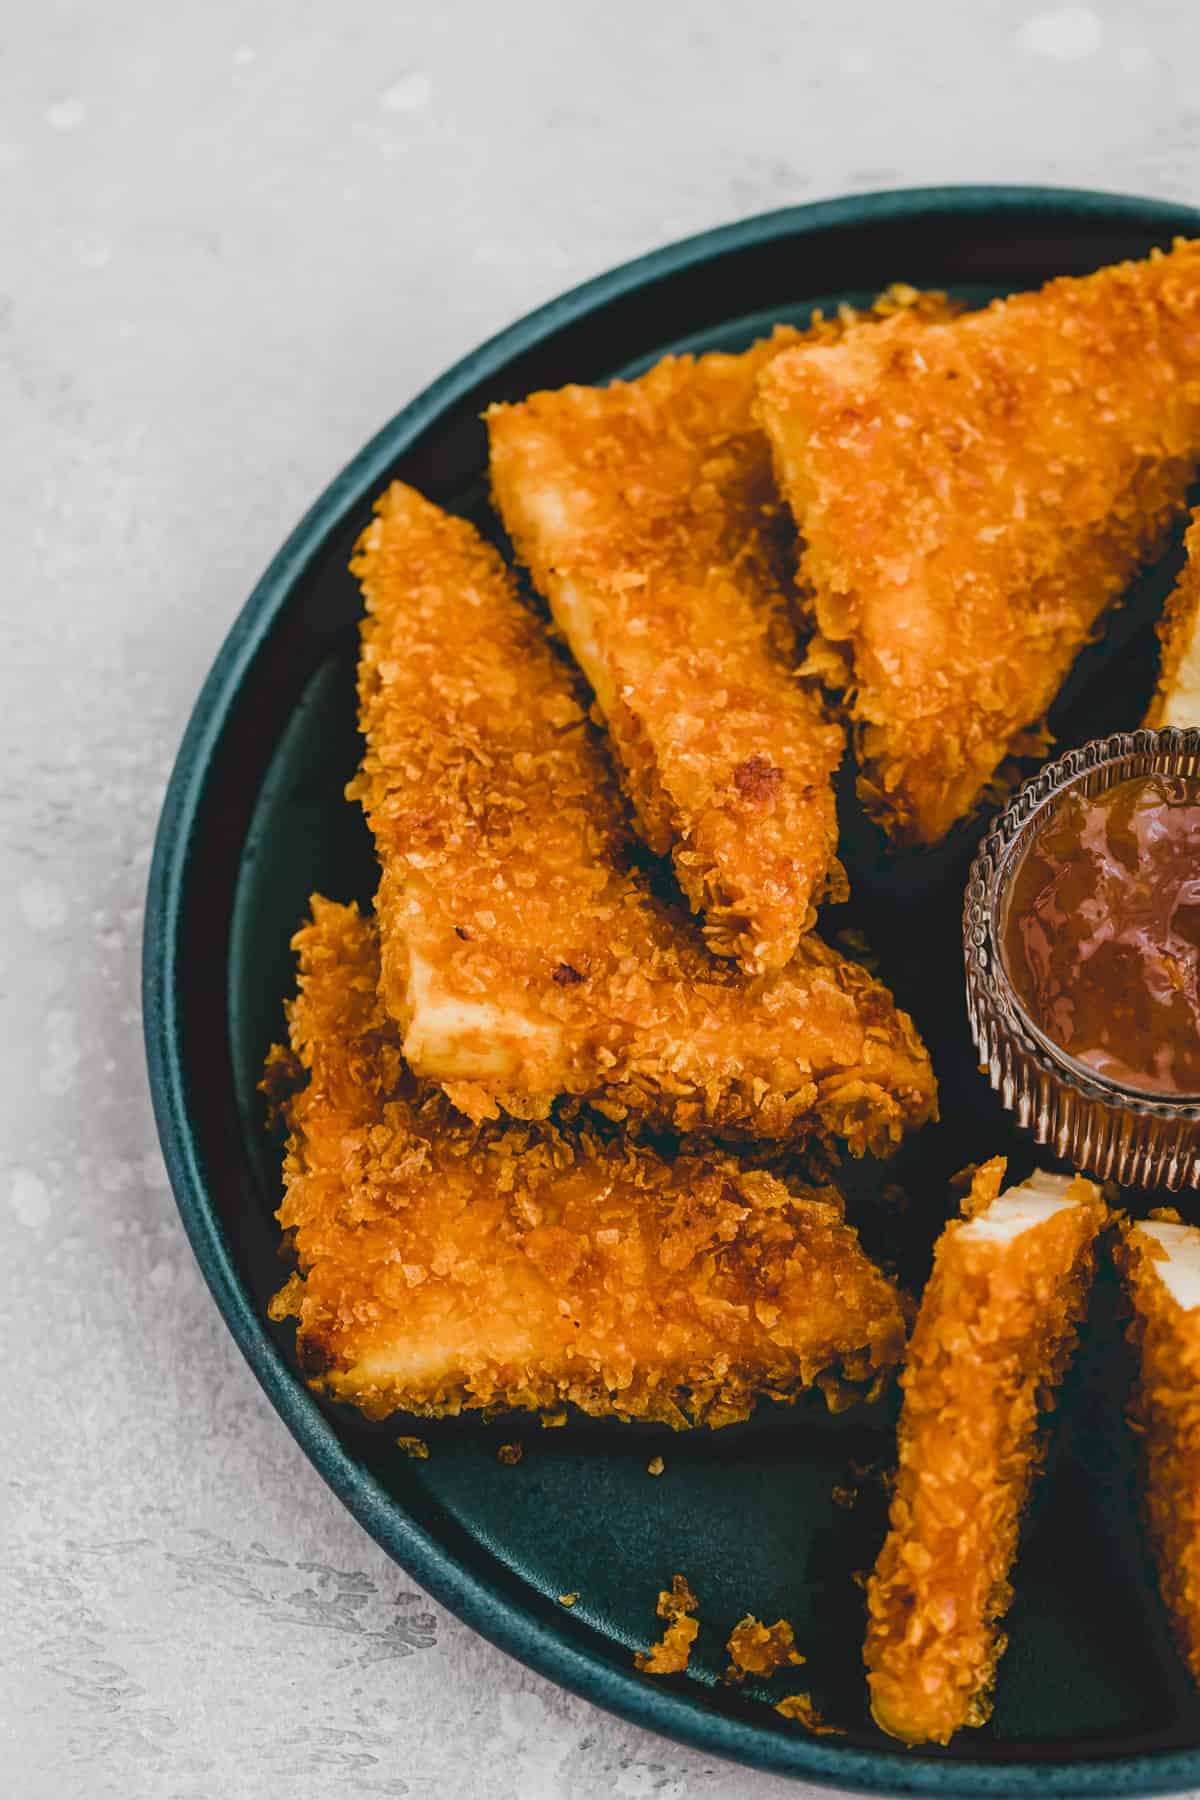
[144,187,1200,1794]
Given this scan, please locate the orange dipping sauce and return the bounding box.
[1002,772,1200,1096]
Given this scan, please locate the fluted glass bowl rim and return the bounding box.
[964,727,1200,1120]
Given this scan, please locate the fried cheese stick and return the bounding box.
[1147,507,1200,726]
[757,240,1200,846]
[488,327,844,975]
[864,1161,1107,1745]
[1115,1217,1200,1686]
[266,899,909,1427]
[488,291,952,973]
[347,482,936,1153]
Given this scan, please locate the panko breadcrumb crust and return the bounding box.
[489,291,952,975]
[863,1160,1108,1746]
[267,900,909,1428]
[347,481,936,1153]
[1115,1220,1200,1687]
[1147,507,1200,726]
[757,238,1200,846]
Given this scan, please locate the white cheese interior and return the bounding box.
[513,481,621,713]
[404,947,562,1078]
[1138,1220,1200,1312]
[963,1170,1080,1244]
[548,572,616,714]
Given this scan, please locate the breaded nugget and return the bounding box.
[266,899,910,1427]
[488,327,843,974]
[488,291,952,971]
[1115,1217,1200,1685]
[347,482,936,1153]
[864,1161,1107,1746]
[758,240,1200,845]
[1148,508,1200,725]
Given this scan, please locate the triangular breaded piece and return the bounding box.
[864,1161,1107,1746]
[489,290,950,969]
[758,241,1200,845]
[1148,506,1200,725]
[489,328,840,974]
[1116,1216,1200,1688]
[267,899,909,1428]
[346,482,936,1153]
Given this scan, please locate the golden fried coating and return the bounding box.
[347,481,936,1153]
[267,899,910,1428]
[757,240,1200,846]
[488,327,843,975]
[725,1615,805,1684]
[1115,1217,1200,1687]
[636,1575,700,1675]
[864,1161,1107,1746]
[488,291,952,971]
[1148,507,1200,726]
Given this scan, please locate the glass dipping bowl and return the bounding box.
[964,726,1200,1190]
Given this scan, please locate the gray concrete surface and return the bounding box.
[3,1,1199,1794]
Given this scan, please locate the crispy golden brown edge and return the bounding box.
[346,480,936,1153]
[757,239,1200,846]
[1147,507,1200,726]
[267,898,910,1429]
[1115,1218,1200,1687]
[863,1160,1108,1746]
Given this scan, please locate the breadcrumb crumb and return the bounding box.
[647,1455,665,1477]
[775,1692,844,1734]
[497,1442,523,1466]
[725,1615,805,1684]
[635,1575,700,1675]
[558,1593,580,1608]
[395,1436,429,1460]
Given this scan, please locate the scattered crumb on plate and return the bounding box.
[725,1615,805,1684]
[635,1575,699,1675]
[775,1692,844,1734]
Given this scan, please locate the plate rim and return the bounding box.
[144,183,1200,1796]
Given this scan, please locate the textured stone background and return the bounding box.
[4,2,1200,1794]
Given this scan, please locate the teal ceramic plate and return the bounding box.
[144,187,1200,1794]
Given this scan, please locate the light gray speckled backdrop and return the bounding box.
[4,2,1200,1794]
